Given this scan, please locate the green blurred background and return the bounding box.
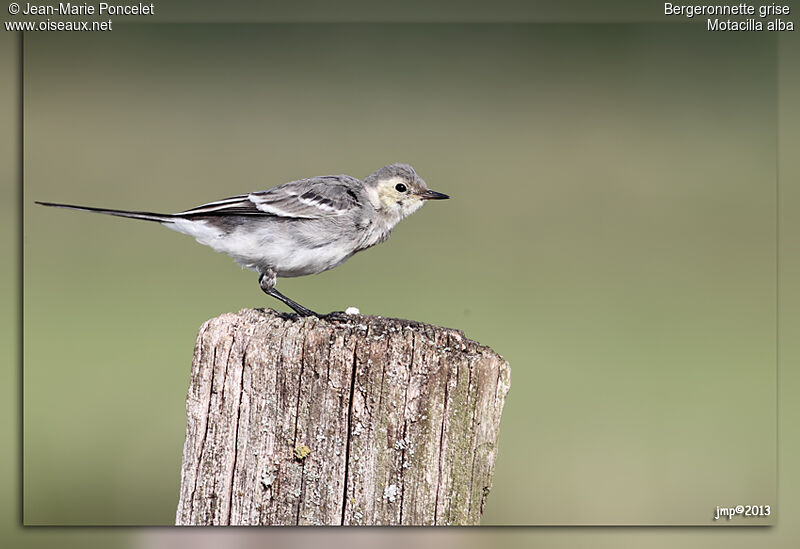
[4,1,800,546]
[21,22,776,525]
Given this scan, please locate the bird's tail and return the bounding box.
[35,201,175,223]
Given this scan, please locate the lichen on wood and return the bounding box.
[176,308,510,526]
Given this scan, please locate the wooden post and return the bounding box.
[175,309,511,526]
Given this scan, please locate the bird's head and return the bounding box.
[364,163,449,222]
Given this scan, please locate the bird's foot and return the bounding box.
[320,310,353,322]
[271,310,307,321]
[271,310,350,322]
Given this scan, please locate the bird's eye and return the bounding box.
[395,183,407,193]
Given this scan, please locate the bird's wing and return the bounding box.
[175,195,256,216]
[249,176,362,219]
[176,176,362,219]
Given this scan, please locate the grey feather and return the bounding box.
[249,176,362,219]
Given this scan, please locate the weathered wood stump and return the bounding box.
[176,309,510,525]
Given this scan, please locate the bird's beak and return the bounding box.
[419,189,450,200]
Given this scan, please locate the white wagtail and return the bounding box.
[37,163,449,317]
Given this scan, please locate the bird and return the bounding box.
[36,163,449,317]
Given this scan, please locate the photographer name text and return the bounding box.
[20,2,154,15]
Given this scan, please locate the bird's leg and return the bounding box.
[258,271,320,317]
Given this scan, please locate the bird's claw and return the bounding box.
[320,310,352,322]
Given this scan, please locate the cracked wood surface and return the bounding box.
[175,309,511,526]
